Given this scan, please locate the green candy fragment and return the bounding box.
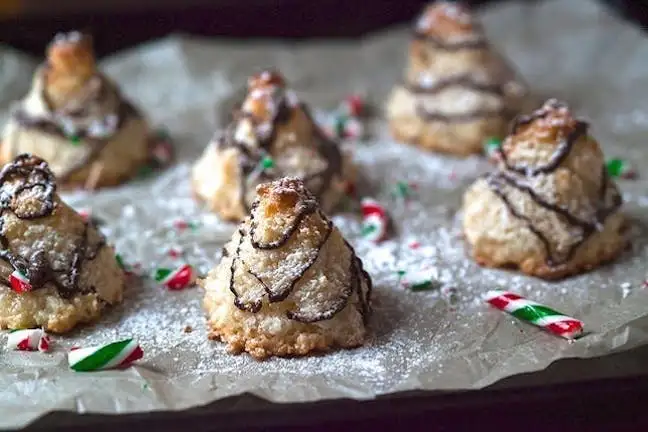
[261,156,274,170]
[154,128,170,141]
[154,268,172,283]
[137,165,154,178]
[70,339,133,372]
[509,304,562,325]
[606,158,625,178]
[361,224,377,236]
[395,181,409,198]
[483,137,502,155]
[334,115,347,137]
[409,280,436,292]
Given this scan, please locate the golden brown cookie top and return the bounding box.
[415,1,480,40]
[247,69,286,91]
[500,99,595,173]
[44,31,98,109]
[241,88,276,122]
[240,70,289,123]
[251,178,322,249]
[510,99,581,141]
[255,177,317,218]
[47,32,95,76]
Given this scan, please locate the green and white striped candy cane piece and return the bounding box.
[485,290,584,340]
[68,339,144,372]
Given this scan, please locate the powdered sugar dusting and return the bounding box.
[25,108,647,411]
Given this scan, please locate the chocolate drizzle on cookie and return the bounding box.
[246,214,333,305]
[8,29,143,187]
[226,179,371,323]
[485,100,623,267]
[0,154,107,298]
[403,2,527,126]
[407,74,516,123]
[406,75,505,96]
[10,76,140,184]
[415,104,509,124]
[412,32,487,51]
[248,188,320,251]
[407,69,518,124]
[213,74,342,214]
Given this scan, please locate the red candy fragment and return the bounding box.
[10,270,32,293]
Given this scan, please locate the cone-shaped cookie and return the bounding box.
[1,31,150,189]
[386,1,530,157]
[0,154,124,332]
[462,99,626,279]
[192,70,353,221]
[202,177,372,359]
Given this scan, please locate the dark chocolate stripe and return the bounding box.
[286,240,354,323]
[228,228,263,313]
[413,32,488,51]
[485,115,623,267]
[248,218,333,303]
[228,204,371,323]
[487,174,587,266]
[415,104,508,123]
[492,173,595,230]
[510,99,563,134]
[487,181,563,266]
[10,76,141,184]
[500,121,590,176]
[406,75,505,96]
[0,154,106,298]
[216,97,342,214]
[248,199,318,250]
[406,33,525,125]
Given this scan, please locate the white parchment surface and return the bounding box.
[2,0,648,428]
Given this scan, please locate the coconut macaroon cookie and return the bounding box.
[385,1,529,157]
[192,69,353,222]
[1,31,150,189]
[0,154,124,333]
[202,177,372,359]
[462,99,626,279]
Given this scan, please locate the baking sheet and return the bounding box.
[2,0,648,428]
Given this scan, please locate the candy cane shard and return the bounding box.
[484,290,584,340]
[9,270,32,293]
[399,269,441,292]
[7,328,50,352]
[154,264,195,290]
[68,339,143,372]
[360,198,389,243]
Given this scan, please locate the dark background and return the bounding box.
[0,0,647,57]
[4,0,648,430]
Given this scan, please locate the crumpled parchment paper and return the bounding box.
[2,0,648,428]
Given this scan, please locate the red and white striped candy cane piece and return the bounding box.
[485,290,583,340]
[7,329,51,352]
[360,198,389,243]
